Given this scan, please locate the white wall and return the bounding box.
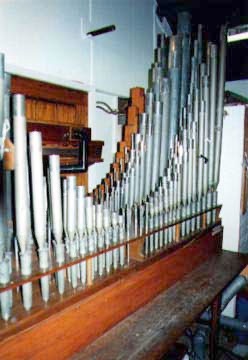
[218,105,245,252]
[218,105,246,318]
[90,0,154,95]
[0,0,153,96]
[0,0,154,189]
[226,80,248,100]
[88,91,122,192]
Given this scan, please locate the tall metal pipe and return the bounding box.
[49,155,63,244]
[214,26,227,188]
[159,79,170,177]
[67,176,77,243]
[208,44,217,189]
[13,95,29,254]
[151,101,162,191]
[3,74,12,253]
[29,132,46,249]
[13,95,33,310]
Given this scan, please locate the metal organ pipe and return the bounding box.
[0,65,12,320]
[209,44,217,189]
[159,79,170,177]
[67,176,77,243]
[29,131,50,302]
[13,95,29,254]
[49,155,65,294]
[151,101,162,191]
[13,94,32,311]
[29,131,46,249]
[49,155,63,244]
[67,176,78,288]
[214,26,227,188]
[77,185,86,239]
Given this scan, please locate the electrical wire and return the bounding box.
[96,105,119,115]
[96,101,127,115]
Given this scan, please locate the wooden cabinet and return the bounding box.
[11,76,88,127]
[10,76,103,189]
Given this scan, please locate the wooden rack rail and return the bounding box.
[0,206,223,360]
[0,205,221,293]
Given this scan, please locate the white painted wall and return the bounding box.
[90,0,154,95]
[0,0,154,189]
[226,80,248,100]
[218,105,245,252]
[88,91,122,192]
[0,0,153,96]
[218,105,246,318]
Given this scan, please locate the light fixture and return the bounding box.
[227,24,248,43]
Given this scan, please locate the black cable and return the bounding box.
[96,101,127,115]
[96,101,116,112]
[96,105,119,115]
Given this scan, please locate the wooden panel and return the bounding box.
[127,105,139,126]
[35,100,56,124]
[88,141,104,164]
[131,87,145,113]
[0,227,222,360]
[26,98,36,121]
[56,104,76,125]
[27,123,70,144]
[11,75,88,128]
[11,75,87,106]
[75,104,86,126]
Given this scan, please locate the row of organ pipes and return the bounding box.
[0,13,226,321]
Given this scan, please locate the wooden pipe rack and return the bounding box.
[0,206,222,359]
[0,205,221,294]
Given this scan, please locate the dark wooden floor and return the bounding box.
[73,251,248,360]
